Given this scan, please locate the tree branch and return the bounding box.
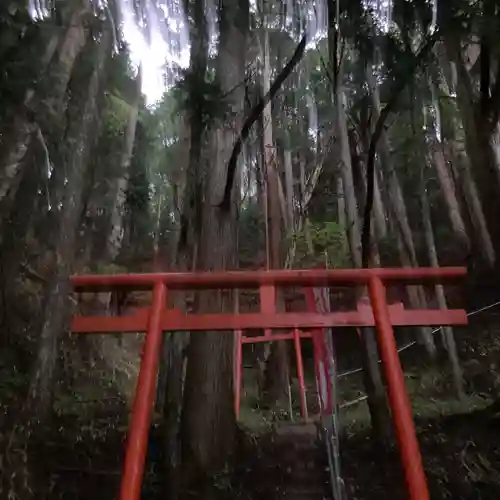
[361,29,442,267]
[217,34,307,211]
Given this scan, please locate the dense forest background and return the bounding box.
[0,0,500,499]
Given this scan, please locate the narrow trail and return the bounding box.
[245,422,332,500]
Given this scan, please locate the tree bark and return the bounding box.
[0,131,43,343]
[181,129,239,480]
[368,69,435,355]
[450,142,495,266]
[259,20,289,411]
[446,37,500,262]
[437,47,496,267]
[0,29,111,499]
[284,149,294,231]
[26,30,111,421]
[0,2,89,203]
[419,180,464,399]
[428,79,469,249]
[164,2,210,494]
[372,168,387,241]
[106,66,142,261]
[336,84,392,444]
[180,0,248,493]
[432,144,469,246]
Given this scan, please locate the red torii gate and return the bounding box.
[71,267,467,500]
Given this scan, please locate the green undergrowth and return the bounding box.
[237,317,500,500]
[1,283,500,499]
[238,366,495,437]
[239,317,500,436]
[340,387,493,436]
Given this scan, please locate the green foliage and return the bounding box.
[127,169,151,212]
[106,42,137,100]
[92,262,129,274]
[172,69,230,126]
[0,360,27,400]
[239,202,266,265]
[290,221,348,268]
[100,46,137,134]
[104,93,132,134]
[124,115,155,242]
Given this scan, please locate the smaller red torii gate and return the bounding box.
[71,267,467,500]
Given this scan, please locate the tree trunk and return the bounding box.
[446,37,500,261]
[428,80,469,249]
[0,132,43,343]
[284,149,294,231]
[106,66,142,261]
[259,20,289,411]
[0,30,111,499]
[27,31,110,420]
[436,54,496,266]
[181,130,239,481]
[337,91,362,266]
[372,168,387,241]
[387,171,435,354]
[368,69,435,355]
[336,176,346,230]
[432,145,468,245]
[351,127,385,262]
[177,0,209,264]
[419,178,464,399]
[159,129,190,498]
[164,1,209,494]
[337,85,391,443]
[450,142,495,266]
[156,115,190,455]
[180,0,248,493]
[324,1,391,439]
[0,2,89,203]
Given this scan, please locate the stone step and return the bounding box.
[281,461,326,473]
[274,422,318,436]
[280,476,327,488]
[280,486,328,499]
[267,449,323,464]
[263,422,331,500]
[281,480,328,490]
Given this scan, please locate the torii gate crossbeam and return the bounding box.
[70,266,467,500]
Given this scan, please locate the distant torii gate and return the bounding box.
[71,267,468,500]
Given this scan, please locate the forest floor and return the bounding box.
[237,306,500,500]
[1,291,500,499]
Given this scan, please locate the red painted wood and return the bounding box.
[369,276,430,500]
[259,284,276,339]
[72,307,467,333]
[119,283,166,500]
[303,274,334,415]
[293,327,308,419]
[69,266,468,500]
[234,329,243,418]
[241,331,313,343]
[71,266,466,291]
